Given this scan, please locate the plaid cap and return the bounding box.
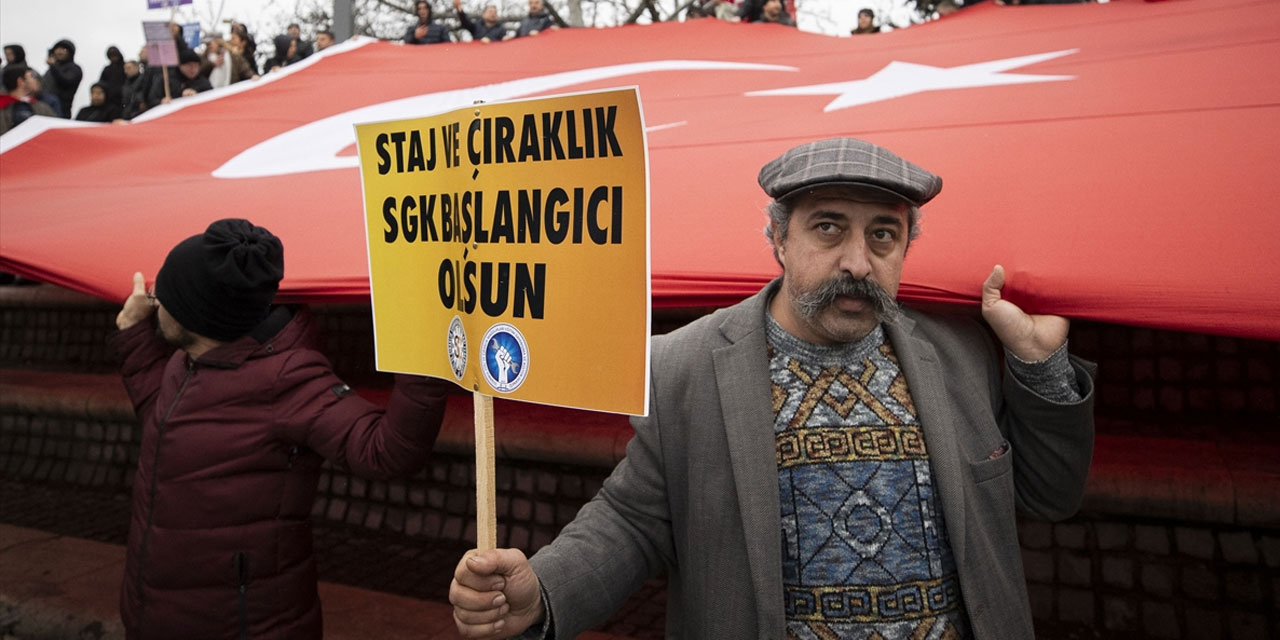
[758,138,942,206]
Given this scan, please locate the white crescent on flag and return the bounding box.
[214,59,794,178]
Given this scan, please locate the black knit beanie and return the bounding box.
[154,219,284,342]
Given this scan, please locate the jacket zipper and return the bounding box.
[236,551,250,640]
[135,359,195,633]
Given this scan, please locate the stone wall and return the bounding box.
[3,402,1279,638]
[0,395,609,556]
[1,285,1277,638]
[1019,516,1278,639]
[1077,323,1277,430]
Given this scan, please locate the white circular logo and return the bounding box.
[446,316,467,380]
[480,323,529,393]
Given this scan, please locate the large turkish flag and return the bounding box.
[1,0,1277,339]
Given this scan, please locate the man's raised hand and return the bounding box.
[981,265,1069,362]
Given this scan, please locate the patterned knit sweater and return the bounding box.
[767,316,970,640]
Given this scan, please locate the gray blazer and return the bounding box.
[530,284,1095,639]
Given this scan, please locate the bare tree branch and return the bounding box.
[624,0,649,23]
[647,0,662,21]
[672,0,701,19]
[372,0,414,14]
[540,0,570,27]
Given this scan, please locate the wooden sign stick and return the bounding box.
[473,392,497,550]
[469,97,497,553]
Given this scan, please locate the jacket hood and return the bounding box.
[54,39,76,59]
[3,44,25,64]
[272,35,293,59]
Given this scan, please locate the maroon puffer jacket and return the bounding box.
[111,306,450,639]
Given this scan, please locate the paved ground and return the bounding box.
[0,522,472,640]
[0,479,666,639]
[0,480,1124,639]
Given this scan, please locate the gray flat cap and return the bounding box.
[758,138,943,206]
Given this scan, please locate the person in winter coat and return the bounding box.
[120,59,147,119]
[286,23,315,59]
[852,8,885,34]
[112,218,453,639]
[315,29,336,51]
[756,0,796,26]
[737,0,794,23]
[147,48,212,106]
[74,82,121,122]
[98,45,126,106]
[3,43,26,67]
[455,0,509,42]
[512,0,557,38]
[404,1,453,44]
[229,22,259,76]
[24,69,62,118]
[263,34,307,73]
[0,64,56,135]
[43,39,82,117]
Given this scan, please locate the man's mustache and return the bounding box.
[794,275,899,321]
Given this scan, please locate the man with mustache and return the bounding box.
[451,138,1096,639]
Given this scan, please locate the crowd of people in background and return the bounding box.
[2,17,275,134]
[1,0,897,135]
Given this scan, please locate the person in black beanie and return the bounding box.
[112,218,453,639]
[150,217,283,346]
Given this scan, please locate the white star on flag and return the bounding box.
[747,49,1078,112]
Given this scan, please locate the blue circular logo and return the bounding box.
[480,323,529,393]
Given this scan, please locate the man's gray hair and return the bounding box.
[763,191,922,266]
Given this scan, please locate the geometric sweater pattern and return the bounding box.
[767,317,971,640]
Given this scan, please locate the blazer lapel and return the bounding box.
[885,314,968,566]
[712,288,784,635]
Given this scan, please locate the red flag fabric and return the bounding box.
[1,0,1277,339]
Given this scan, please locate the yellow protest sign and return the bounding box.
[355,88,650,415]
